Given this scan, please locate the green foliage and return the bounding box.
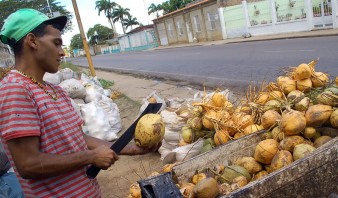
[98,78,114,88]
[87,24,114,44]
[95,0,117,34]
[112,5,130,34]
[161,0,193,15]
[69,34,84,50]
[123,15,139,31]
[60,61,81,72]
[0,0,73,33]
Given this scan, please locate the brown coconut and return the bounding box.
[293,143,316,161]
[302,127,316,139]
[279,135,305,152]
[192,177,219,198]
[235,156,262,175]
[243,124,264,135]
[330,109,338,128]
[271,150,293,172]
[252,170,269,181]
[293,63,312,80]
[281,79,297,94]
[311,72,329,88]
[261,110,282,129]
[305,104,333,127]
[272,126,284,142]
[202,110,217,130]
[296,78,312,92]
[254,139,279,164]
[314,136,333,148]
[280,110,306,136]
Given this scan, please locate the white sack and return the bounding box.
[140,91,166,113]
[80,102,118,141]
[84,84,102,103]
[172,138,204,162]
[43,72,62,85]
[59,79,86,99]
[97,96,122,134]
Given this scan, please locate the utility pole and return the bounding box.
[71,0,96,76]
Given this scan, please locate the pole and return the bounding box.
[46,0,53,17]
[71,0,96,76]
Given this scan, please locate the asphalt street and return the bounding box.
[70,36,338,90]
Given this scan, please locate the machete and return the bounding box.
[86,102,163,179]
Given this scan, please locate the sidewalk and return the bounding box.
[96,28,338,102]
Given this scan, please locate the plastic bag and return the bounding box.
[97,96,122,134]
[84,84,103,103]
[80,102,118,141]
[59,79,86,99]
[172,138,204,162]
[43,72,62,85]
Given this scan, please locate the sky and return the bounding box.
[60,0,166,46]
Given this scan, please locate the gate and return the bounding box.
[312,0,333,28]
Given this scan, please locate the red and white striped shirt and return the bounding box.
[0,71,101,198]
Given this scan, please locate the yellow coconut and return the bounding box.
[192,177,219,198]
[214,130,230,146]
[181,126,194,143]
[147,97,157,103]
[188,117,203,131]
[268,91,283,101]
[243,124,264,135]
[180,183,195,198]
[129,183,141,198]
[287,90,304,103]
[277,76,291,87]
[263,100,282,112]
[280,110,306,136]
[281,79,297,95]
[233,176,248,187]
[212,92,227,107]
[254,139,279,164]
[293,63,312,80]
[296,78,312,92]
[330,109,338,128]
[192,173,207,185]
[162,163,175,173]
[294,97,311,112]
[135,114,165,148]
[238,114,254,130]
[235,156,262,175]
[271,150,293,172]
[252,170,269,181]
[255,92,270,105]
[302,127,316,139]
[272,126,284,142]
[202,110,217,130]
[261,110,282,129]
[278,135,305,152]
[311,72,329,87]
[305,104,333,127]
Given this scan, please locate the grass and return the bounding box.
[60,61,81,72]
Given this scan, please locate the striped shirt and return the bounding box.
[0,71,101,198]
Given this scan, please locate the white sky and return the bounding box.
[60,0,166,46]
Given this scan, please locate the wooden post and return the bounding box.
[71,0,96,76]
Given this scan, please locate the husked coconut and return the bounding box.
[261,110,281,129]
[305,104,333,127]
[280,110,306,136]
[293,144,316,161]
[254,139,279,164]
[330,109,338,128]
[135,114,165,148]
[235,157,262,175]
[271,150,293,172]
[279,135,304,152]
[192,177,219,198]
[311,72,329,87]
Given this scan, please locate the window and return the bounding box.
[176,21,184,35]
[193,15,201,32]
[207,11,218,30]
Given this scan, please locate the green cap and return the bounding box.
[0,8,67,47]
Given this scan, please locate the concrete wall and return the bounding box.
[0,42,14,67]
[174,15,189,43]
[190,9,208,42]
[203,3,223,41]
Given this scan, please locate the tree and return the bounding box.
[112,5,130,34]
[123,15,139,31]
[87,24,114,44]
[69,34,83,50]
[95,0,117,36]
[161,0,193,15]
[0,0,73,33]
[148,3,162,18]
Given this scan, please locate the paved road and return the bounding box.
[70,36,338,89]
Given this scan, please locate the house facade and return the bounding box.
[153,0,338,46]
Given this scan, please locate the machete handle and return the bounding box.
[86,165,101,179]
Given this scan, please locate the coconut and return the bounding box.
[277,76,291,87]
[179,139,189,146]
[147,97,157,103]
[281,79,297,95]
[180,183,195,198]
[305,104,333,127]
[243,124,264,135]
[314,136,333,148]
[261,110,281,129]
[316,90,338,107]
[233,176,248,187]
[302,127,316,139]
[254,139,279,164]
[269,91,283,101]
[238,114,254,129]
[162,163,175,172]
[255,92,270,105]
[129,183,141,198]
[287,90,304,103]
[330,109,338,128]
[188,117,203,131]
[221,165,251,183]
[214,130,230,146]
[280,110,306,136]
[263,100,282,112]
[211,92,227,107]
[293,63,312,80]
[303,139,314,146]
[202,110,217,130]
[135,114,165,148]
[181,126,194,143]
[234,132,245,139]
[260,131,273,140]
[311,72,329,87]
[293,144,316,161]
[200,143,213,153]
[296,78,312,92]
[192,177,219,198]
[265,164,273,173]
[252,170,268,181]
[278,135,304,152]
[294,97,310,112]
[235,156,262,175]
[271,150,293,172]
[272,126,284,142]
[192,173,207,185]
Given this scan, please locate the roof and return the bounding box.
[127,24,154,34]
[153,0,214,21]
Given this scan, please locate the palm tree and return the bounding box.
[148,3,162,18]
[112,5,130,34]
[95,0,117,36]
[123,15,139,31]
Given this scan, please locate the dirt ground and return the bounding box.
[96,94,164,198]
